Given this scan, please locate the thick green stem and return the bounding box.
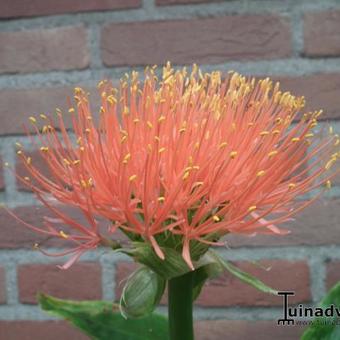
[168,271,194,340]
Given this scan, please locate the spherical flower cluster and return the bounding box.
[10,63,339,269]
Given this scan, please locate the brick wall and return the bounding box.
[0,1,339,339]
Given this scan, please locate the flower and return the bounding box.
[10,63,339,269]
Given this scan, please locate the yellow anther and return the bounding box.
[85,128,91,133]
[39,113,47,119]
[4,162,9,167]
[329,126,334,134]
[335,139,340,146]
[73,160,81,165]
[305,133,314,138]
[88,178,93,187]
[158,115,166,123]
[193,181,203,188]
[275,117,283,124]
[288,183,296,189]
[260,131,270,136]
[230,151,238,159]
[147,121,153,129]
[268,150,278,157]
[256,170,265,177]
[248,122,254,127]
[24,176,30,181]
[158,147,166,154]
[182,171,190,180]
[129,174,137,182]
[219,142,228,149]
[79,146,85,152]
[194,142,200,149]
[123,153,131,164]
[325,158,336,170]
[133,118,140,124]
[154,136,160,142]
[326,180,332,189]
[29,116,37,123]
[16,150,22,155]
[272,130,280,135]
[192,165,200,170]
[40,146,49,152]
[212,215,220,222]
[179,127,186,133]
[63,158,71,166]
[158,197,165,202]
[248,206,257,212]
[26,157,32,165]
[59,231,69,239]
[121,135,127,143]
[15,142,22,148]
[107,95,117,105]
[291,137,300,143]
[81,179,87,188]
[74,87,83,95]
[33,243,39,250]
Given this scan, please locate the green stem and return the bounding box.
[168,271,194,340]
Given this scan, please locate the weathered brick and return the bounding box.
[115,260,310,306]
[0,267,6,304]
[0,0,140,19]
[273,73,340,121]
[101,16,291,66]
[326,261,340,290]
[0,86,100,136]
[18,262,102,304]
[304,11,340,57]
[227,199,340,248]
[0,321,88,340]
[195,320,304,340]
[156,0,222,5]
[0,205,126,249]
[0,26,89,74]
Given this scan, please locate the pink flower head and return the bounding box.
[11,63,339,269]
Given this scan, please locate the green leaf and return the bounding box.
[301,282,340,340]
[210,250,278,295]
[120,266,166,318]
[39,294,169,340]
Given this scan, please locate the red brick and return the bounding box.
[0,321,88,340]
[326,261,340,290]
[227,198,340,248]
[273,73,340,120]
[101,16,291,66]
[0,0,140,19]
[0,86,101,136]
[195,320,304,340]
[0,267,6,304]
[18,262,102,304]
[0,26,89,74]
[115,260,310,306]
[0,157,4,191]
[156,0,222,5]
[0,205,127,249]
[304,11,340,57]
